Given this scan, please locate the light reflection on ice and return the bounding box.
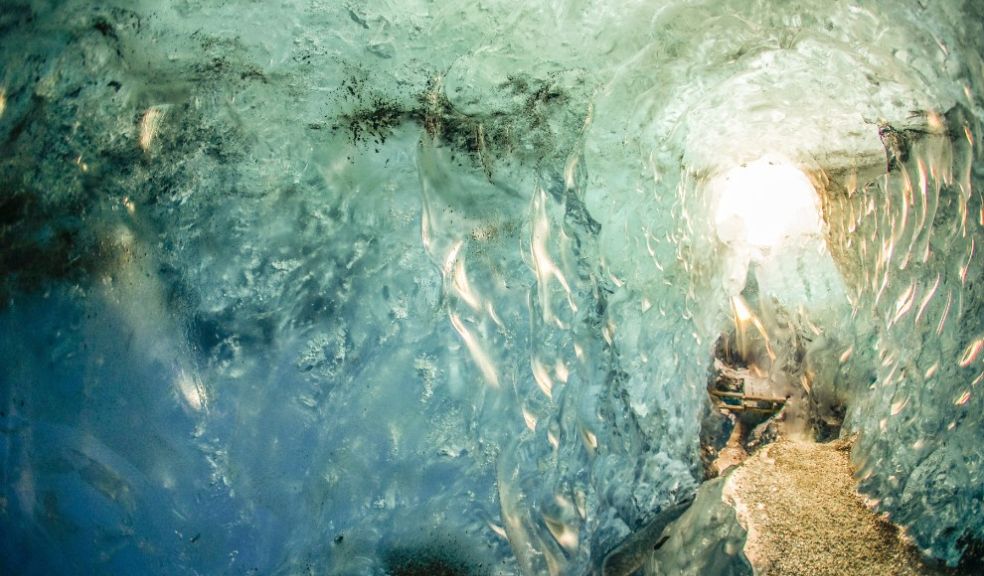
[0,0,980,573]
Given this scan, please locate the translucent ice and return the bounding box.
[0,0,981,573]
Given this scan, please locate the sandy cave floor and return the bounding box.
[723,438,963,576]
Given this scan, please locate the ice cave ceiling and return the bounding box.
[0,0,982,574]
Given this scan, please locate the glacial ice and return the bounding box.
[0,0,981,574]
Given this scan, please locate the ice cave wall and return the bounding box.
[822,107,984,564]
[0,0,982,574]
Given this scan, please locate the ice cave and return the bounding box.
[1,1,982,574]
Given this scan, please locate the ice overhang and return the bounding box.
[636,4,969,176]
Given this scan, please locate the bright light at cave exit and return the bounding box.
[713,158,822,251]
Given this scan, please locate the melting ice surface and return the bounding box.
[0,0,982,574]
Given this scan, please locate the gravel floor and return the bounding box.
[723,438,953,576]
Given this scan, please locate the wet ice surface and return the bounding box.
[0,0,982,574]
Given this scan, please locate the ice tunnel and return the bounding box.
[0,1,982,574]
